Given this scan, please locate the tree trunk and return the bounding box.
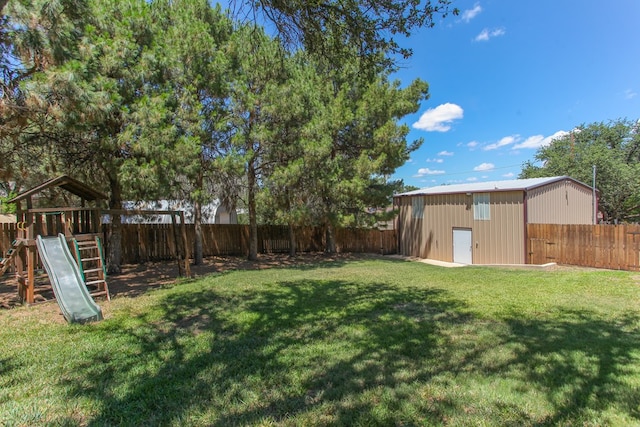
[194,198,203,265]
[325,221,336,254]
[248,162,258,261]
[106,173,122,274]
[288,222,296,257]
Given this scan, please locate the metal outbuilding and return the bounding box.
[394,176,597,265]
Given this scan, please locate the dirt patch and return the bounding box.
[0,252,368,310]
[548,264,620,272]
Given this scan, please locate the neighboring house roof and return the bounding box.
[395,176,593,197]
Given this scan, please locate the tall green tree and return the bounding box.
[23,0,197,272]
[231,0,458,70]
[0,0,88,195]
[257,51,323,256]
[258,52,428,252]
[520,119,640,222]
[307,57,428,251]
[155,0,234,265]
[225,25,290,260]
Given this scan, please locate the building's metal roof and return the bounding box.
[395,176,591,197]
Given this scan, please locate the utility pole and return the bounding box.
[592,164,597,224]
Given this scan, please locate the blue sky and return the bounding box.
[391,0,640,189]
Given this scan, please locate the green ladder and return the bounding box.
[73,237,110,301]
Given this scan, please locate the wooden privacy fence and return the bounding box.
[120,224,396,263]
[119,224,313,262]
[527,223,640,271]
[1,223,397,265]
[0,223,17,257]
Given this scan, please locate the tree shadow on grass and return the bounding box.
[57,279,468,426]
[53,276,640,426]
[495,309,640,425]
[0,357,26,406]
[213,280,473,425]
[0,357,11,377]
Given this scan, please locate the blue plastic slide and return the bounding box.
[36,234,103,323]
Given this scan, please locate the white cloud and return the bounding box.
[625,89,637,99]
[426,158,444,163]
[514,135,544,149]
[474,162,495,171]
[413,103,464,132]
[438,150,454,156]
[415,167,446,177]
[502,172,515,178]
[467,141,479,148]
[474,27,506,42]
[483,135,518,151]
[513,130,569,149]
[461,3,482,23]
[467,177,478,182]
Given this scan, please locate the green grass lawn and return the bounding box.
[1,257,640,426]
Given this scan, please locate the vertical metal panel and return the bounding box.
[471,191,524,264]
[396,197,409,255]
[527,180,593,224]
[397,196,424,256]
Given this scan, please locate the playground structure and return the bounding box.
[0,176,191,321]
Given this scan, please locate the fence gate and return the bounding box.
[529,238,547,264]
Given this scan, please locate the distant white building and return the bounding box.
[0,213,15,223]
[110,200,238,224]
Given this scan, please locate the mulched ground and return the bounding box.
[0,253,370,310]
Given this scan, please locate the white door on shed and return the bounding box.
[453,228,473,264]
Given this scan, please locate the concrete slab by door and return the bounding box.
[453,228,473,264]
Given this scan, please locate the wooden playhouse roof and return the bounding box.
[8,175,108,204]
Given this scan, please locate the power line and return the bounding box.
[415,163,525,178]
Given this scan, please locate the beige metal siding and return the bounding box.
[396,191,525,264]
[473,191,525,264]
[527,179,594,224]
[397,196,424,256]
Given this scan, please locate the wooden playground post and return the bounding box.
[15,242,24,300]
[26,244,36,304]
